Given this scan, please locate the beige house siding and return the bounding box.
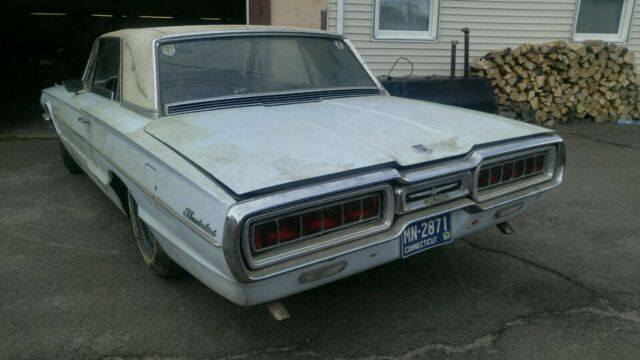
[271,0,328,29]
[328,0,640,77]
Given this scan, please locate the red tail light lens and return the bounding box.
[478,169,490,188]
[251,193,382,253]
[514,160,524,178]
[254,221,278,250]
[362,195,379,219]
[502,163,513,181]
[301,210,323,236]
[322,205,341,230]
[343,200,362,224]
[525,158,535,175]
[535,155,545,172]
[489,167,502,185]
[477,152,548,191]
[278,215,300,243]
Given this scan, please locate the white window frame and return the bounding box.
[573,0,636,42]
[373,0,439,41]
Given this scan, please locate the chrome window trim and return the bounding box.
[89,37,123,103]
[82,40,99,90]
[153,33,386,117]
[164,87,382,116]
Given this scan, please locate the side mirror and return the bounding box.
[64,79,84,94]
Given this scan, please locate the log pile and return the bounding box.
[471,40,640,125]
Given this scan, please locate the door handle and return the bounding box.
[78,116,91,124]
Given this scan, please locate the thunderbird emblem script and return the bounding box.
[183,208,217,237]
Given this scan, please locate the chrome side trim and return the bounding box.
[55,117,221,247]
[121,99,159,119]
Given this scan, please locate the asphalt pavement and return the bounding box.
[1,120,639,359]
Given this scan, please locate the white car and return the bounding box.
[41,25,565,306]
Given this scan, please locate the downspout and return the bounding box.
[337,0,344,34]
[246,0,250,24]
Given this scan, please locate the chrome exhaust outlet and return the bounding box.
[496,221,514,235]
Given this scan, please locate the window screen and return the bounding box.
[576,0,624,34]
[379,0,431,31]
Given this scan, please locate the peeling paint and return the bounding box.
[145,96,547,195]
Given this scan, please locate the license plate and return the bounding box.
[401,213,452,258]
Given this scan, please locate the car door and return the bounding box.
[70,37,122,181]
[49,43,101,173]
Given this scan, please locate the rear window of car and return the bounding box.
[157,35,377,105]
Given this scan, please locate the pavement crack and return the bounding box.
[567,303,640,324]
[4,229,130,256]
[459,239,638,311]
[460,239,596,294]
[0,135,57,142]
[561,131,640,150]
[214,345,302,360]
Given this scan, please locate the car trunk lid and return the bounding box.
[145,95,550,195]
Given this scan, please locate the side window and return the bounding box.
[374,0,440,41]
[573,0,634,42]
[91,38,121,101]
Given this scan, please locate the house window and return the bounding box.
[573,0,635,42]
[374,0,439,40]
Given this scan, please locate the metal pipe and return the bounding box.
[496,221,514,235]
[450,40,458,79]
[461,27,470,79]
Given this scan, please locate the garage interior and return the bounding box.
[0,0,253,132]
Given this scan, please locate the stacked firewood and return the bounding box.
[471,40,640,125]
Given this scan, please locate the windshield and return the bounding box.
[157,35,377,106]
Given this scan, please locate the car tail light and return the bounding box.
[478,169,489,188]
[301,210,323,236]
[477,151,547,191]
[254,221,278,250]
[251,193,382,253]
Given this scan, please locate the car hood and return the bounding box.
[145,95,551,195]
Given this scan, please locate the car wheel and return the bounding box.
[128,192,182,277]
[59,141,84,174]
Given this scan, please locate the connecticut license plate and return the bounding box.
[401,213,452,258]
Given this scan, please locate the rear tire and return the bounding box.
[128,192,182,277]
[59,141,84,174]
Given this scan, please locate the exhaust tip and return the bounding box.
[497,221,514,235]
[266,301,290,321]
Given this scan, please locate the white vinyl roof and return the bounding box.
[100,25,335,117]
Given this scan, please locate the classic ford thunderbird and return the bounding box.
[41,26,564,306]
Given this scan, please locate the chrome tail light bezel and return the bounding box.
[249,193,383,254]
[473,145,557,203]
[241,184,395,270]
